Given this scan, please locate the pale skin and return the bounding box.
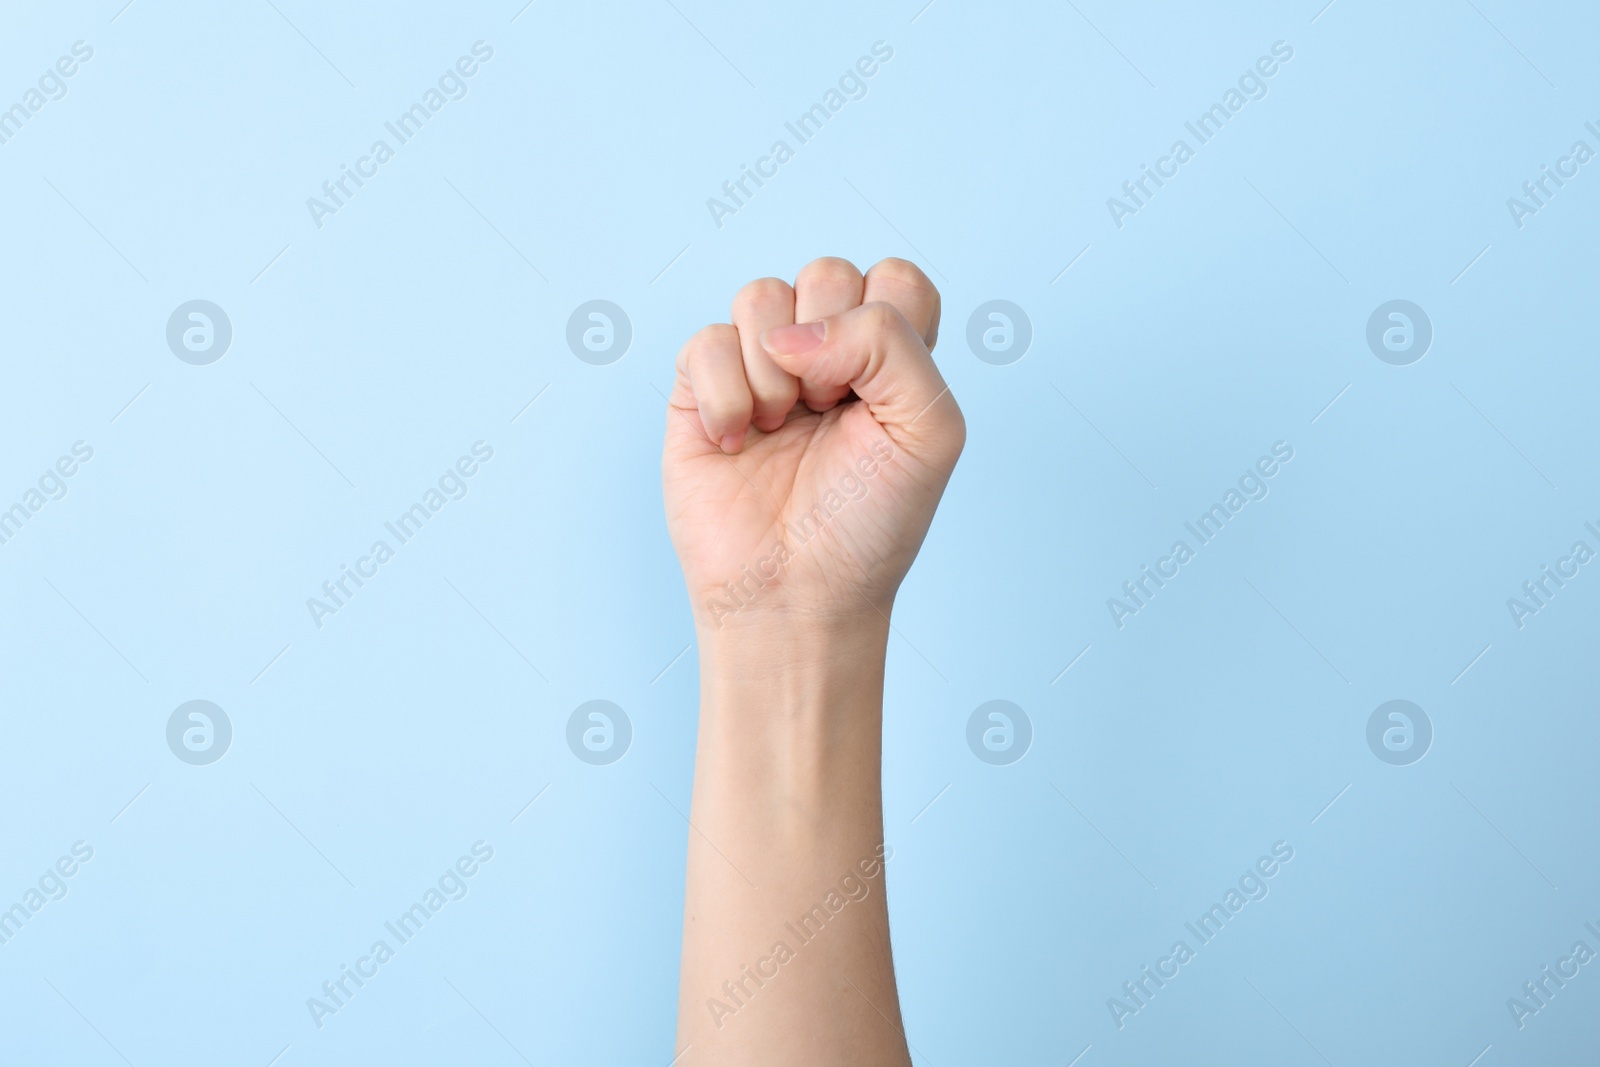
[663,256,965,1065]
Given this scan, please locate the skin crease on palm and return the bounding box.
[663,256,965,1066]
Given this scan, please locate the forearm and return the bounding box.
[675,616,910,1066]
[664,256,957,1063]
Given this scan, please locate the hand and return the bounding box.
[663,257,965,632]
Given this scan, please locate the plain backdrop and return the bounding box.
[0,1,1596,1064]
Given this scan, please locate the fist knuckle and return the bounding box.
[797,256,862,292]
[683,323,734,360]
[869,257,936,298]
[732,277,792,319]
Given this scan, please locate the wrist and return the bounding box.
[690,581,896,638]
[695,612,890,698]
[692,613,890,839]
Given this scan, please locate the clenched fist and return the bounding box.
[663,257,965,631]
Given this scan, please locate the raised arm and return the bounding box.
[662,257,964,1065]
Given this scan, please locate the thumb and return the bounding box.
[760,301,964,460]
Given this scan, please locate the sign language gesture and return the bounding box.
[663,256,965,631]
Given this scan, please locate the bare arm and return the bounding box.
[663,257,963,1065]
[677,622,904,1064]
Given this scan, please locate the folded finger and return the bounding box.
[731,277,799,432]
[675,323,752,453]
[861,257,941,350]
[791,256,863,411]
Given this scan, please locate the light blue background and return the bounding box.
[1,1,1597,1064]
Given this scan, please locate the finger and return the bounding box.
[861,257,941,350]
[674,324,753,453]
[791,256,863,411]
[730,277,799,433]
[761,302,964,465]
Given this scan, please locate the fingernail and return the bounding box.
[761,320,826,356]
[720,431,745,454]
